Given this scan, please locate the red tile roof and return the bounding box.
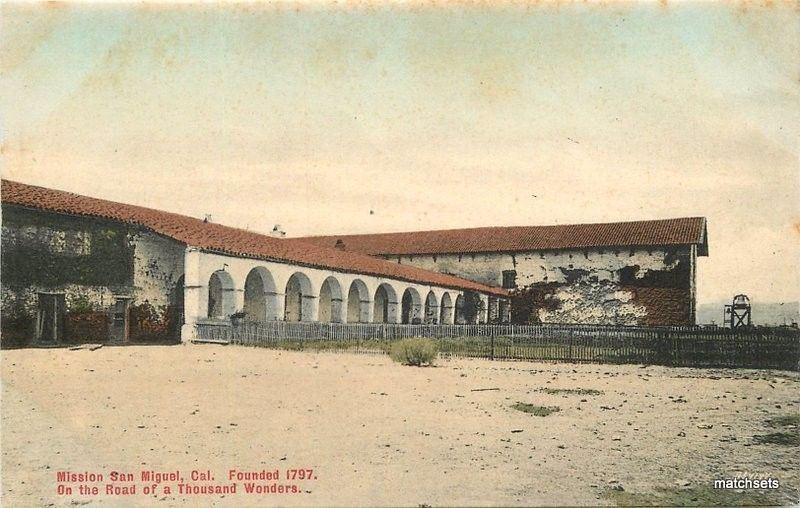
[1,180,506,297]
[289,217,709,257]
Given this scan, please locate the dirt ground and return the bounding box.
[2,345,798,507]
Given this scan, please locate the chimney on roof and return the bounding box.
[335,239,346,250]
[270,224,286,238]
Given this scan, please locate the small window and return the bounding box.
[502,270,517,289]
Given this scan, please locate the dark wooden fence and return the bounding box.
[194,321,800,371]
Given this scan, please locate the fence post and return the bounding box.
[656,330,670,366]
[490,333,495,361]
[568,335,573,361]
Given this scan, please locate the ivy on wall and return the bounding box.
[1,207,135,289]
[461,291,484,323]
[129,302,181,343]
[1,299,35,347]
[65,311,110,343]
[1,206,137,346]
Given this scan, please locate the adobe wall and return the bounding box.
[382,246,697,326]
[1,206,185,346]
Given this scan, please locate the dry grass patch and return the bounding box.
[766,414,800,428]
[539,387,603,396]
[511,403,561,416]
[752,432,800,446]
[603,485,795,507]
[754,413,799,446]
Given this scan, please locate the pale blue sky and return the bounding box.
[1,1,798,303]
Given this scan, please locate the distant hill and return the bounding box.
[697,301,800,327]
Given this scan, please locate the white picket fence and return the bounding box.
[194,320,800,370]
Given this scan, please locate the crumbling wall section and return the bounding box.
[513,247,693,325]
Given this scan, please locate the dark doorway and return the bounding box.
[109,297,131,343]
[37,293,65,343]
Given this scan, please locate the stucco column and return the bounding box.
[360,299,374,323]
[487,297,499,324]
[181,247,203,343]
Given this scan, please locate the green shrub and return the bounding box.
[389,337,438,366]
[69,294,95,314]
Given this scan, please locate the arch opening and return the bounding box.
[243,267,279,322]
[284,272,315,322]
[454,294,467,325]
[401,287,422,324]
[424,291,439,324]
[373,283,398,323]
[208,270,235,319]
[440,292,454,324]
[318,276,344,323]
[346,279,371,323]
[499,298,511,324]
